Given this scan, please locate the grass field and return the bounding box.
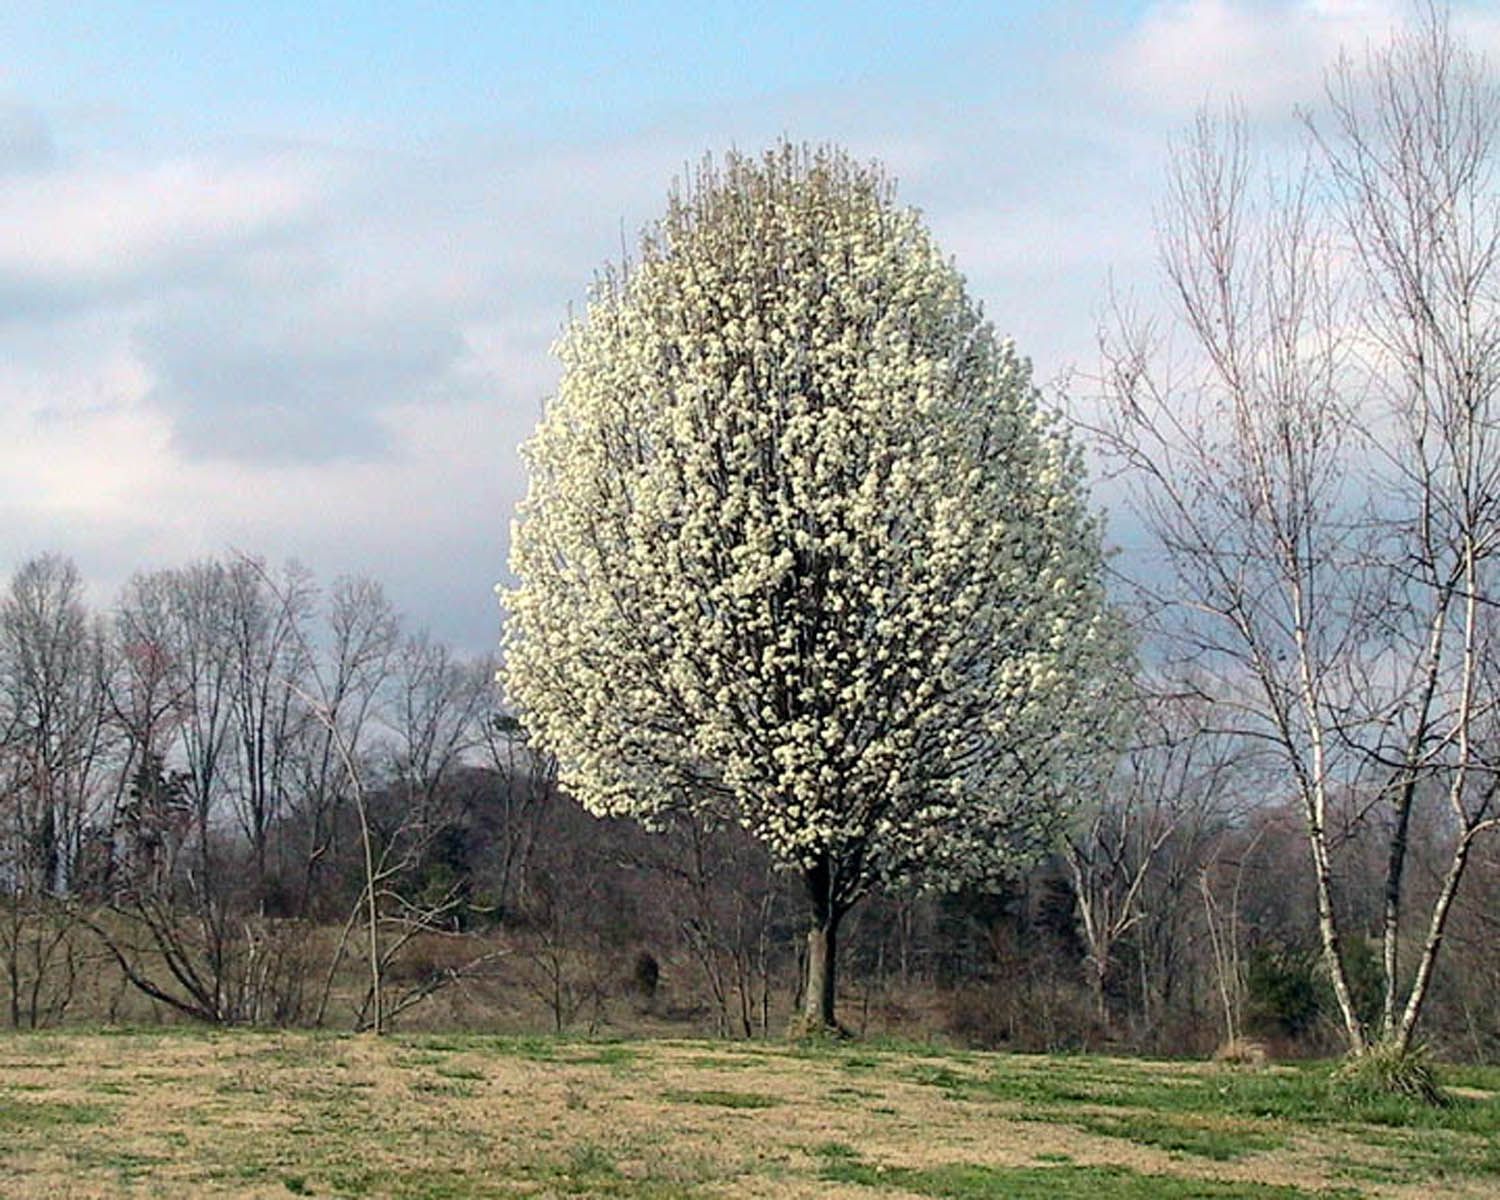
[1,1030,1496,1198]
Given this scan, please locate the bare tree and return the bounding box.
[1098,101,1369,1047]
[510,803,630,1035]
[338,633,494,1032]
[89,560,324,1025]
[1315,4,1500,1053]
[262,574,499,1034]
[290,575,397,921]
[0,557,113,894]
[384,633,489,825]
[1098,7,1500,1057]
[632,813,788,1038]
[102,563,244,1021]
[475,711,555,922]
[0,556,112,1026]
[245,568,397,1032]
[108,602,191,896]
[1198,826,1268,1052]
[223,557,314,912]
[1066,688,1245,1035]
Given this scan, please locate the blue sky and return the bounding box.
[3,4,1143,139]
[1,2,1490,651]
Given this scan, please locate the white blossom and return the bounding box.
[502,143,1127,915]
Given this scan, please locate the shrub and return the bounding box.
[1212,1036,1269,1067]
[1334,1040,1449,1107]
[1245,941,1321,1039]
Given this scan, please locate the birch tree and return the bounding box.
[1098,5,1500,1059]
[1320,7,1500,1054]
[504,142,1125,1030]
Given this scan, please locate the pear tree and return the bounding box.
[503,143,1123,1030]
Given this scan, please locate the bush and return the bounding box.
[1212,1036,1269,1067]
[1334,1040,1449,1107]
[1246,941,1321,1039]
[631,951,660,1001]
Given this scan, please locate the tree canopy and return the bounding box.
[502,142,1124,1026]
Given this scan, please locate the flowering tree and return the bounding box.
[503,143,1123,1029]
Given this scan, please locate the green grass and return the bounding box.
[663,1086,781,1109]
[678,1053,761,1070]
[471,1033,561,1060]
[435,1063,486,1081]
[1061,1110,1286,1161]
[512,1142,706,1199]
[569,1043,639,1068]
[820,1160,1356,1198]
[0,1095,113,1131]
[888,1050,1500,1186]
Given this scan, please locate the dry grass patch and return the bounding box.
[0,1031,1494,1197]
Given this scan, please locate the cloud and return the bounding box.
[0,99,1148,647]
[0,149,330,318]
[139,297,470,464]
[0,122,664,642]
[0,36,1278,650]
[1112,1,1407,117]
[0,104,55,174]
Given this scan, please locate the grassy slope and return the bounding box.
[0,1030,1496,1198]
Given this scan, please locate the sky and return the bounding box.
[2,1,1497,654]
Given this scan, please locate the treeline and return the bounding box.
[0,552,528,1027]
[1,552,1496,1058]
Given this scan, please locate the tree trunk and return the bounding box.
[1396,828,1479,1052]
[802,917,838,1030]
[1309,822,1366,1052]
[800,854,846,1033]
[1381,782,1416,1041]
[1088,953,1110,1032]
